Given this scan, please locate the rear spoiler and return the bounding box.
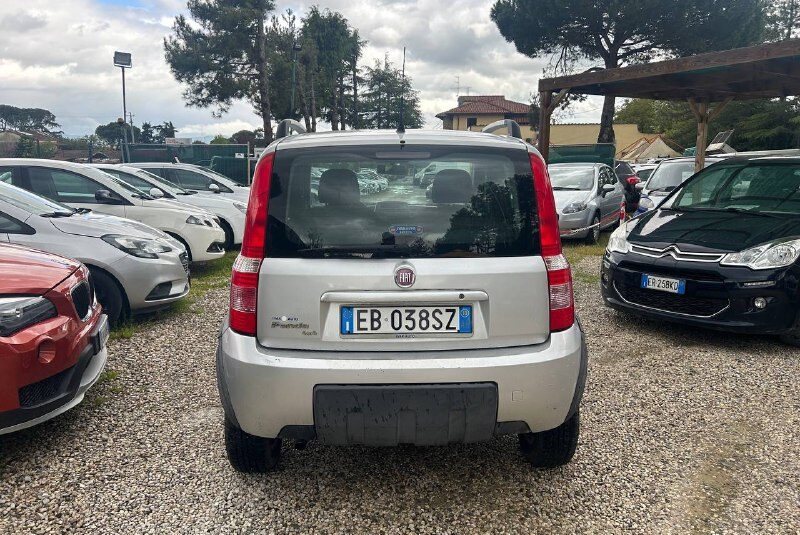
[275,119,306,140]
[482,119,522,139]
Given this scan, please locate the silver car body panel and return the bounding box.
[219,321,583,437]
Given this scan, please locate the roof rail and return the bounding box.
[275,119,306,140]
[481,119,522,139]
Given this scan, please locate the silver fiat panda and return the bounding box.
[216,122,587,472]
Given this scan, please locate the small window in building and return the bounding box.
[466,117,478,128]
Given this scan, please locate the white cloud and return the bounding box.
[0,0,602,137]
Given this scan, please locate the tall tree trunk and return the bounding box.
[339,74,346,130]
[330,80,340,130]
[256,13,273,143]
[310,76,317,132]
[597,95,616,144]
[352,61,359,129]
[297,71,311,131]
[597,55,618,144]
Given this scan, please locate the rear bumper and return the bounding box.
[0,316,108,435]
[216,318,587,441]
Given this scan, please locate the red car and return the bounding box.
[0,243,108,435]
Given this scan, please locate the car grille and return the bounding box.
[71,281,92,321]
[18,366,73,408]
[179,252,190,274]
[615,282,729,317]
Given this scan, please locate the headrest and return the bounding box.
[318,169,360,205]
[431,169,473,204]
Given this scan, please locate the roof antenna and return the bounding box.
[396,47,406,135]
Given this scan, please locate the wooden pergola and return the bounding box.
[537,39,800,171]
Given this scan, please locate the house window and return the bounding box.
[466,117,478,128]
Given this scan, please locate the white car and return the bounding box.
[0,180,189,324]
[93,164,246,249]
[0,159,226,262]
[127,162,250,204]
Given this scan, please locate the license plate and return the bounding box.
[93,314,110,353]
[340,306,472,335]
[641,274,686,294]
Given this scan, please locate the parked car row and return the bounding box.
[0,158,249,324]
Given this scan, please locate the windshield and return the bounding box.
[548,166,595,191]
[672,163,800,215]
[103,168,182,198]
[100,172,152,199]
[0,181,75,215]
[189,165,239,188]
[646,160,720,192]
[266,145,538,258]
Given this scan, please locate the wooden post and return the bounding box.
[689,98,709,173]
[538,90,552,161]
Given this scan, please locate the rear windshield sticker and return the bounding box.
[389,225,423,236]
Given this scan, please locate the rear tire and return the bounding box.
[89,268,126,326]
[519,411,579,468]
[224,418,282,473]
[585,214,601,245]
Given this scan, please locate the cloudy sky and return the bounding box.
[0,0,604,138]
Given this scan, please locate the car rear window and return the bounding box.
[265,144,539,258]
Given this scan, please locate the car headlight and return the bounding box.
[0,296,57,337]
[562,202,588,214]
[607,225,631,254]
[721,238,800,270]
[233,202,247,214]
[102,234,173,259]
[186,215,204,225]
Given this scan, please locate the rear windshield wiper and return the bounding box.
[295,245,417,259]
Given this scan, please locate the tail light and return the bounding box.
[530,153,575,332]
[230,152,275,336]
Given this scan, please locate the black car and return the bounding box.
[601,157,800,346]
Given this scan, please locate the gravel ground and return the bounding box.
[1,251,799,534]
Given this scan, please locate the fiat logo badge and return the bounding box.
[394,266,416,288]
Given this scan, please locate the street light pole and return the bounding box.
[114,51,132,162]
[290,42,302,116]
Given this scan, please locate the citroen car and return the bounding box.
[92,164,246,249]
[549,162,624,243]
[127,162,250,204]
[0,180,189,324]
[602,156,800,346]
[216,126,587,472]
[0,159,226,262]
[0,243,108,435]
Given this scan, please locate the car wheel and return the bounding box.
[585,214,601,245]
[218,219,235,250]
[89,268,126,326]
[519,410,579,468]
[224,418,282,473]
[167,232,192,262]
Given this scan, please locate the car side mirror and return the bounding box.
[208,183,221,193]
[149,187,164,199]
[635,183,645,191]
[601,183,615,196]
[94,189,116,203]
